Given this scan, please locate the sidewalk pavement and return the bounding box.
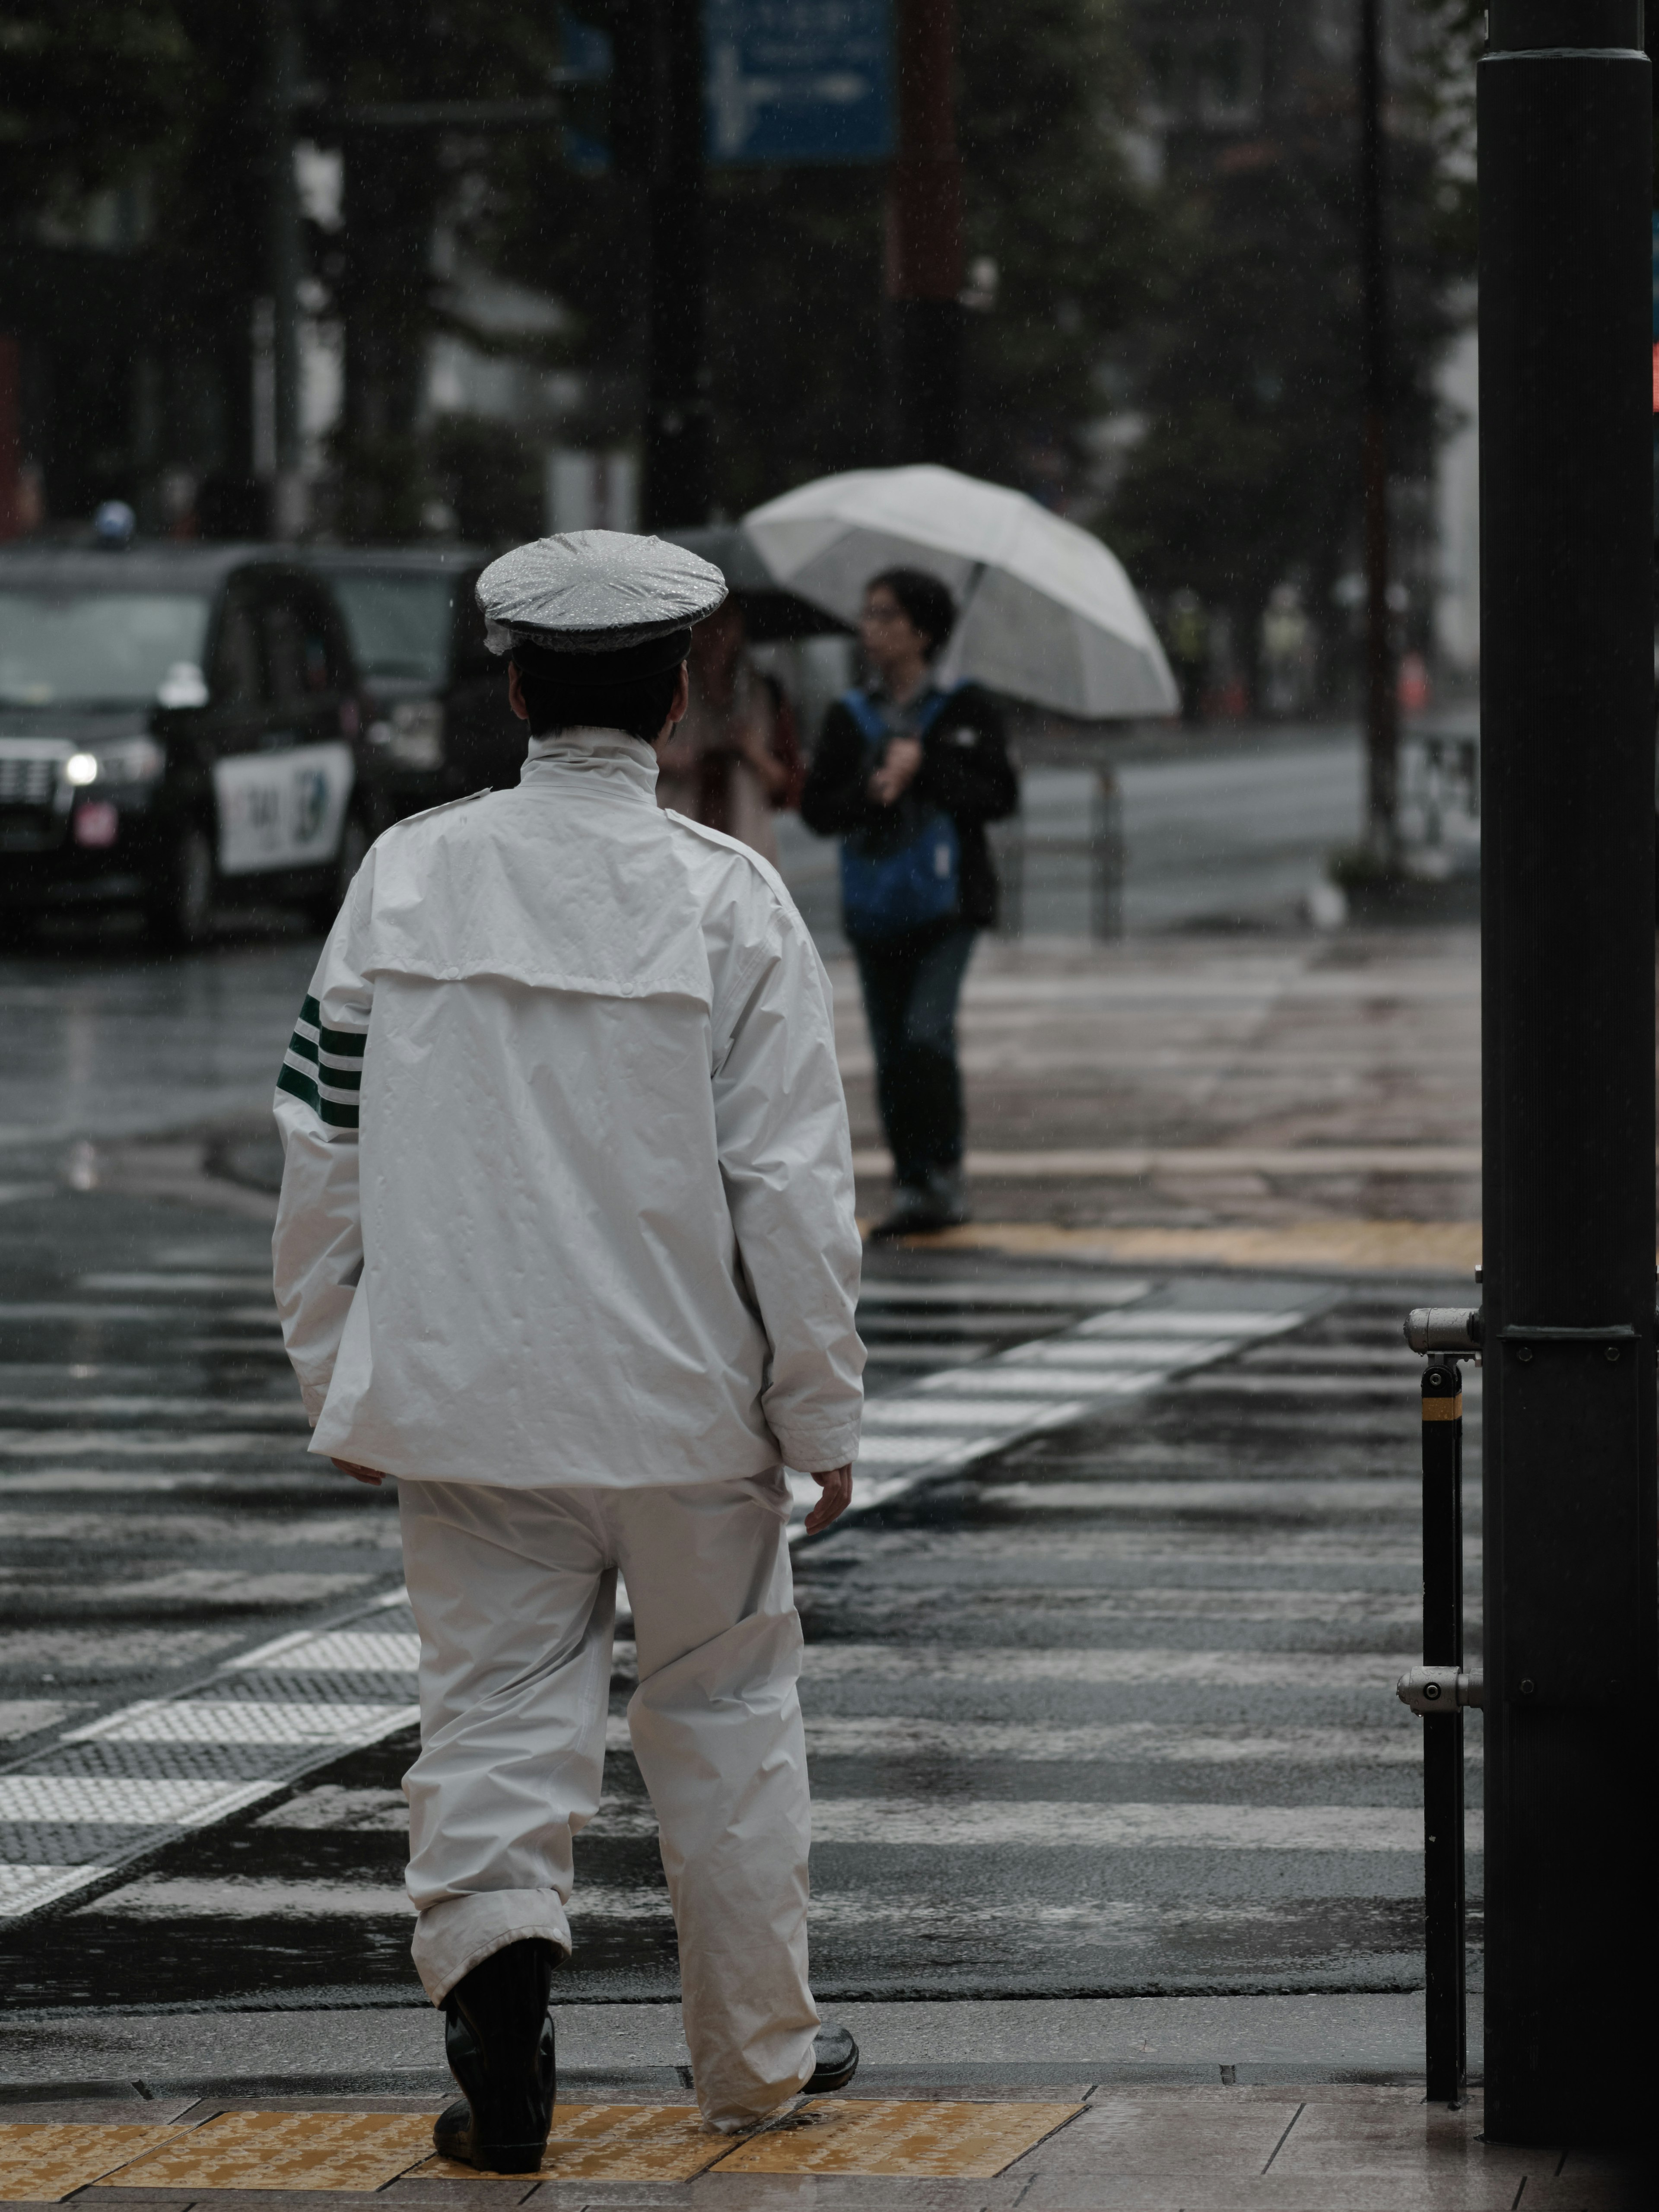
[839,927,1486,1277]
[1,1995,1646,2209]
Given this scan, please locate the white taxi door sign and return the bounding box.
[213,742,356,876]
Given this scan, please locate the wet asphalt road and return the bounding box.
[0,1163,1478,2015]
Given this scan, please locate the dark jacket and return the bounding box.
[800,680,1019,931]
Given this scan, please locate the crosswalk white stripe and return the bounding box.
[87,1877,415,1920]
[601,1714,1443,1766]
[811,1298,1319,1535]
[978,1478,1432,1514]
[799,1644,1417,1687]
[854,1279,1152,1309]
[861,1398,1076,1427]
[0,1433,309,1458]
[0,1865,110,1913]
[0,1470,344,1493]
[807,1799,1478,1852]
[0,1399,307,1421]
[914,1361,1180,1391]
[76,1274,276,1294]
[64,1699,418,1746]
[229,1629,420,1675]
[0,1775,281,1825]
[1077,1311,1306,1338]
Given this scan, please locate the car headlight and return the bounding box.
[382,699,445,771]
[63,738,166,789]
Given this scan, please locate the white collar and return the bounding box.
[521,728,660,798]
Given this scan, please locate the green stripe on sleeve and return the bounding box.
[318,1022,367,1057]
[318,1095,360,1130]
[276,1061,320,1114]
[287,1028,320,1065]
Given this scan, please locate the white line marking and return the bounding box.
[77,1274,276,1294]
[0,1399,307,1421]
[601,1714,1441,1767]
[978,1478,1428,1515]
[64,1699,417,1746]
[254,1786,407,1831]
[0,1433,310,1459]
[0,1865,110,1913]
[856,1280,1153,1309]
[1076,1311,1308,1338]
[83,1876,414,1920]
[861,1399,1075,1427]
[800,1644,1418,1688]
[0,1775,278,1826]
[805,1799,1481,1853]
[229,1629,420,1675]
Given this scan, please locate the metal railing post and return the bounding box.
[1401,1304,1484,2105]
[1420,1355,1467,2104]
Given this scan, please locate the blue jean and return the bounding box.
[852,925,977,1188]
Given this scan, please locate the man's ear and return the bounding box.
[507,661,530,724]
[655,662,690,744]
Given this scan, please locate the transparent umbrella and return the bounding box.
[742,464,1178,719]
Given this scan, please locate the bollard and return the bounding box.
[1401,1309,1483,2104]
[1418,1357,1466,2105]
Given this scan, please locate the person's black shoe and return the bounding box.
[924,1166,972,1228]
[871,1185,949,1240]
[805,2024,859,2094]
[433,1937,559,2173]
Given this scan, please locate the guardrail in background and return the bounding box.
[989,769,1124,941]
[1398,729,1480,880]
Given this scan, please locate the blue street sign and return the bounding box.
[706,0,893,166]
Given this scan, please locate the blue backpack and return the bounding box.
[837,687,962,944]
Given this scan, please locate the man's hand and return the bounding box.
[332,1459,385,1487]
[867,736,922,807]
[805,1464,853,1534]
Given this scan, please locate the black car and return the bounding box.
[0,544,376,944]
[303,547,524,820]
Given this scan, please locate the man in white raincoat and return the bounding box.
[270,532,865,2168]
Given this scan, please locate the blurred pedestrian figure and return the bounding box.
[655,598,804,863]
[1259,582,1313,718]
[272,531,864,2161]
[801,569,1017,1240]
[1166,587,1208,724]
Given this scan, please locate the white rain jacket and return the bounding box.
[270,728,864,1487]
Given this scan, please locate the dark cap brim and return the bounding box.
[508,627,692,686]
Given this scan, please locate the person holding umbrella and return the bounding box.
[801,569,1017,1239]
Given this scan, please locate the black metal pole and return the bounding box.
[1358,0,1397,857]
[887,0,963,464]
[266,0,304,540]
[1479,0,1658,2145]
[1420,1359,1466,2106]
[642,0,709,529]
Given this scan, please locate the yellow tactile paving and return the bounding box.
[0,2123,190,2202]
[889,1217,1485,1274]
[92,2110,438,2192]
[712,2099,1084,2177]
[413,2103,729,2183]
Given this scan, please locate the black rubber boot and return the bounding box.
[805,2024,859,2094]
[432,1937,558,2173]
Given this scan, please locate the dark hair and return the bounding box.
[868,567,957,660]
[512,659,683,745]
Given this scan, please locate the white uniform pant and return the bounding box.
[397,1471,819,2130]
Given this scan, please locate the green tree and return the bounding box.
[1106,54,1459,706]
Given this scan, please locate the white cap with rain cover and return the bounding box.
[476,530,728,686]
